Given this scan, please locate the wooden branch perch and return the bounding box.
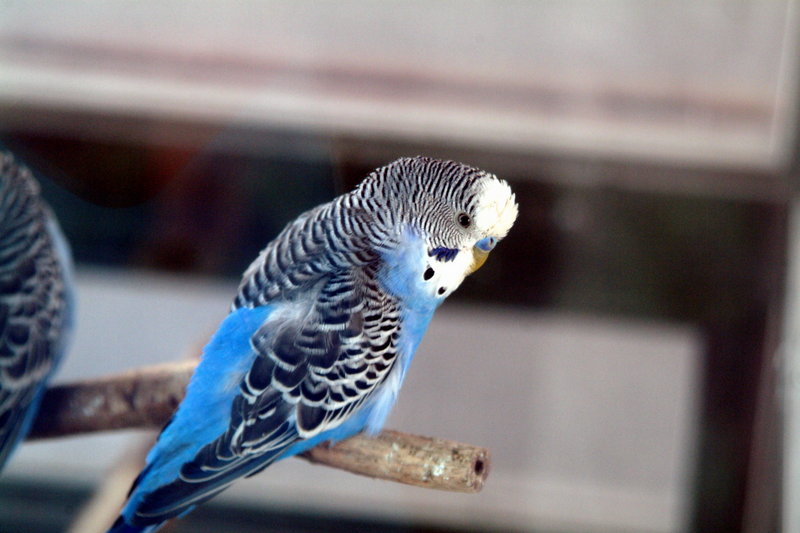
[28,362,489,493]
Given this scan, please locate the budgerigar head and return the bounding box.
[360,156,518,299]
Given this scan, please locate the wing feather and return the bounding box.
[131,194,398,525]
[133,264,402,524]
[0,153,71,469]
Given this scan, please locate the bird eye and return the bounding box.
[457,212,471,228]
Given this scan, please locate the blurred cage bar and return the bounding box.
[1,2,799,532]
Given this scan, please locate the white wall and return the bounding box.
[1,1,796,167]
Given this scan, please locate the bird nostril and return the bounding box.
[476,237,497,252]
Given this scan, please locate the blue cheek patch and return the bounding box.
[475,236,497,252]
[428,247,459,262]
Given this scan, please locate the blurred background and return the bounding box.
[0,1,797,532]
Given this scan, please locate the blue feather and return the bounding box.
[107,516,158,533]
[122,305,272,520]
[365,231,441,434]
[108,156,517,532]
[428,246,459,262]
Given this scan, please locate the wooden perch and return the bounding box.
[28,362,489,493]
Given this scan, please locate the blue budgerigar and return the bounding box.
[0,151,73,471]
[110,156,518,532]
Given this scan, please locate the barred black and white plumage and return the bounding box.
[112,156,517,532]
[226,157,515,439]
[233,158,506,303]
[0,151,73,470]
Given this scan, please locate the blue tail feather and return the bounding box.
[108,515,158,533]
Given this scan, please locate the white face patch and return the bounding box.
[473,176,518,240]
[421,249,474,299]
[388,170,518,307]
[419,174,518,299]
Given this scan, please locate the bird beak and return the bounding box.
[468,236,498,275]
